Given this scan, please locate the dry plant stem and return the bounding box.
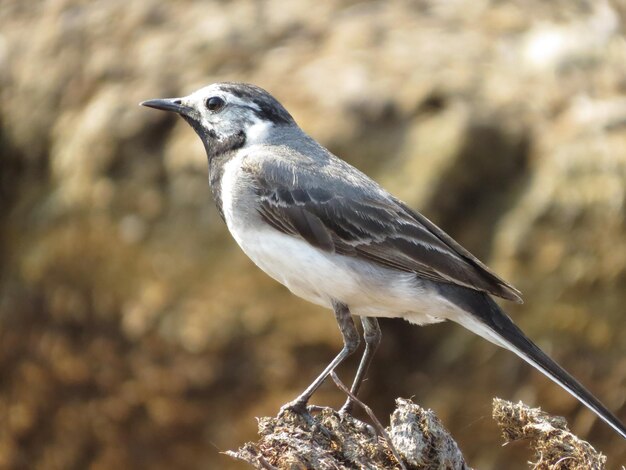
[329,371,408,470]
[256,454,278,470]
[239,446,278,470]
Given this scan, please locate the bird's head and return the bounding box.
[141,82,295,159]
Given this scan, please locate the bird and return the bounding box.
[141,82,626,439]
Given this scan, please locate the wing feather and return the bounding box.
[248,161,522,303]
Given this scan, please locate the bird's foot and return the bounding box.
[278,398,310,417]
[338,399,354,416]
[279,399,330,431]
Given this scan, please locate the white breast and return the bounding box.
[221,151,340,307]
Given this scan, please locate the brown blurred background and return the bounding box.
[1,0,626,468]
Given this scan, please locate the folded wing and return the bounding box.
[249,161,522,303]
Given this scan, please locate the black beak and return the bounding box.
[140,98,193,115]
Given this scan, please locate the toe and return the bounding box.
[339,400,354,415]
[279,399,309,416]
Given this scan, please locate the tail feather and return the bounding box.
[442,286,626,440]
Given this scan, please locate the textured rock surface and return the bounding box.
[229,399,606,469]
[228,399,469,469]
[1,0,625,469]
[388,399,467,469]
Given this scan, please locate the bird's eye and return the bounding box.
[205,96,225,112]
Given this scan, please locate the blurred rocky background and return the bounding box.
[1,0,625,468]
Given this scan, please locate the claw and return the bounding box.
[279,399,308,416]
[338,400,354,415]
[279,400,325,429]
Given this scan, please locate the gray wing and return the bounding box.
[248,160,522,303]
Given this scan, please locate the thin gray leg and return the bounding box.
[340,316,382,414]
[280,301,360,414]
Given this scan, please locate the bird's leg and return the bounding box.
[340,316,381,414]
[280,301,359,415]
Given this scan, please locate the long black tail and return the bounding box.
[440,284,626,439]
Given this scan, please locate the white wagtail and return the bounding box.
[142,82,626,439]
